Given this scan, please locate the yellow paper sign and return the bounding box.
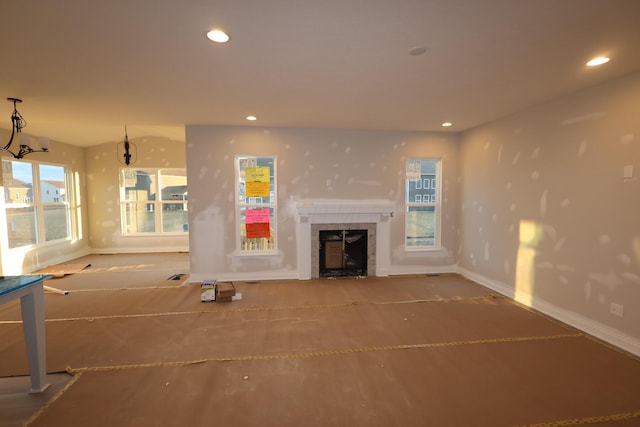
[246,181,270,197]
[246,166,270,183]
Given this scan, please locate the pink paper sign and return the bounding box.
[246,208,270,224]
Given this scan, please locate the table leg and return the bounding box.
[20,282,50,393]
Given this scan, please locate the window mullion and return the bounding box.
[32,162,45,245]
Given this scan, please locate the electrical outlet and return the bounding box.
[610,302,624,318]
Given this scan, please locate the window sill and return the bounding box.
[404,246,443,252]
[233,250,279,257]
[121,233,189,237]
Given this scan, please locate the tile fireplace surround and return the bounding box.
[296,203,393,279]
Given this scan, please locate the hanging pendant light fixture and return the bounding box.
[2,98,50,159]
[117,125,136,166]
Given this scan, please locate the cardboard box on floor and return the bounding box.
[217,282,235,302]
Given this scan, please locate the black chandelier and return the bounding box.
[2,97,49,159]
[117,125,136,166]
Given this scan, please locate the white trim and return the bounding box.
[91,246,189,255]
[188,271,298,284]
[458,266,640,358]
[388,264,457,276]
[296,202,394,280]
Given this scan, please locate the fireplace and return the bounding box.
[319,229,368,277]
[296,203,393,279]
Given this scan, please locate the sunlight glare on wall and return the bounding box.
[515,220,544,307]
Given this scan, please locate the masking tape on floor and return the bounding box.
[515,410,640,426]
[32,331,630,427]
[64,332,583,375]
[68,285,184,292]
[22,370,85,427]
[0,295,503,325]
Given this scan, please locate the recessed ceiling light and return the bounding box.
[246,115,257,121]
[586,56,610,67]
[207,29,230,43]
[441,122,453,127]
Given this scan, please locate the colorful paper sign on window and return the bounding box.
[246,222,270,238]
[245,166,270,197]
[245,208,271,238]
[246,208,270,224]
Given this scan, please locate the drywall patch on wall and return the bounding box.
[621,272,640,284]
[553,237,566,253]
[531,147,540,159]
[198,167,209,180]
[560,112,605,125]
[578,140,588,157]
[588,271,624,290]
[540,190,548,217]
[619,253,632,264]
[599,234,611,245]
[512,152,521,165]
[585,280,593,301]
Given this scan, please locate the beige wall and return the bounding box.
[185,127,460,281]
[85,136,188,253]
[459,71,640,354]
[0,134,89,275]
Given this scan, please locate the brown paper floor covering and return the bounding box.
[1,253,640,426]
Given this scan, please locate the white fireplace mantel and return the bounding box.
[296,202,394,279]
[297,204,394,216]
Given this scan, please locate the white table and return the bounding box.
[0,275,52,393]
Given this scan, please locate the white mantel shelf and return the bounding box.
[296,204,394,216]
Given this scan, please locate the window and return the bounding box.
[2,159,71,248]
[119,168,188,235]
[235,155,277,253]
[405,158,441,249]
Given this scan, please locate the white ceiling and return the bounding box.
[1,0,639,147]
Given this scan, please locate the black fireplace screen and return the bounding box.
[319,229,367,277]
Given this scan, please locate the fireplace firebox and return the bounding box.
[319,229,367,277]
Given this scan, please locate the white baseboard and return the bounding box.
[189,264,458,284]
[91,246,189,255]
[458,267,640,358]
[33,247,92,273]
[187,271,299,284]
[387,264,457,277]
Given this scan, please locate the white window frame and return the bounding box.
[119,168,188,236]
[235,155,277,255]
[405,158,442,251]
[1,158,73,249]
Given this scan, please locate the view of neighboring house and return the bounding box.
[3,179,65,204]
[3,178,31,203]
[41,180,66,203]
